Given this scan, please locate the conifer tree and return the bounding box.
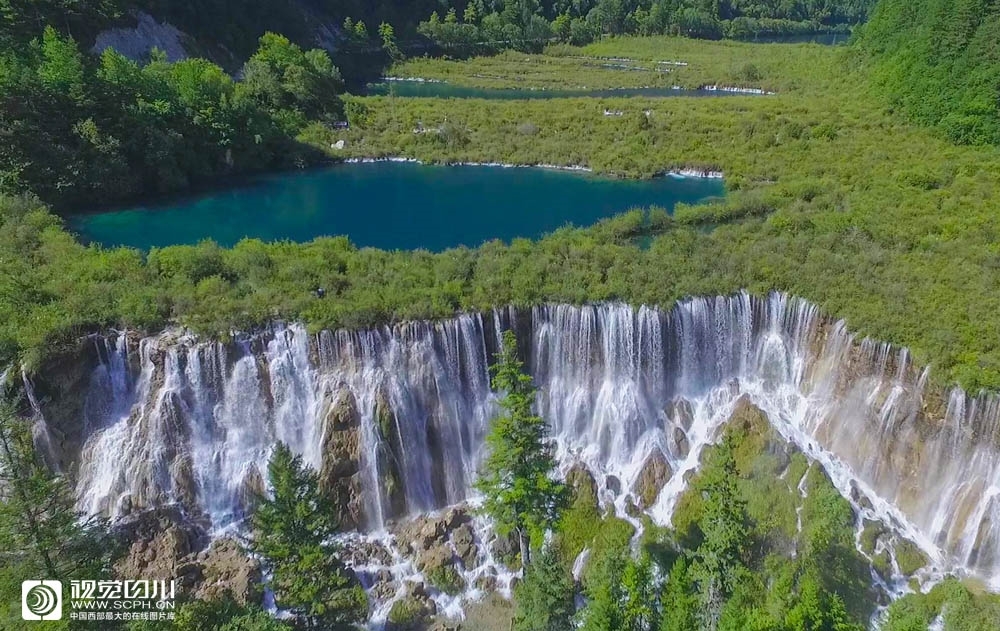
[0,401,112,629]
[249,442,366,629]
[513,543,575,631]
[476,330,567,567]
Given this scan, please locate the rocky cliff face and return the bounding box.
[24,292,1000,590]
[112,507,261,606]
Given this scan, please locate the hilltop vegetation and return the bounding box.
[857,0,1000,146]
[4,34,1000,398]
[0,29,340,208]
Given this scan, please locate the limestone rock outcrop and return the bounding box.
[113,508,261,605]
[631,448,672,508]
[319,386,365,529]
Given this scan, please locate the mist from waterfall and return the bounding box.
[66,293,1000,588]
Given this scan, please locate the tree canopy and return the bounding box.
[476,329,567,567]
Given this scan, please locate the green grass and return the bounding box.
[385,38,841,94]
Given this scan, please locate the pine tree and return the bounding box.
[622,555,658,631]
[249,442,366,628]
[513,543,575,631]
[378,22,402,61]
[475,330,567,567]
[0,401,113,629]
[689,433,750,631]
[0,401,111,579]
[660,557,698,631]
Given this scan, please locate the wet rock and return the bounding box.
[850,481,874,512]
[872,549,893,580]
[894,538,930,576]
[387,585,438,631]
[375,387,408,518]
[237,465,265,514]
[625,497,641,518]
[605,475,622,495]
[414,541,466,594]
[113,507,209,585]
[371,569,399,601]
[425,563,466,595]
[416,544,455,573]
[30,339,108,470]
[665,397,695,431]
[193,538,262,606]
[343,539,394,567]
[566,462,598,503]
[632,448,673,509]
[728,395,766,429]
[392,507,471,555]
[474,569,498,592]
[860,520,887,556]
[319,387,364,529]
[670,427,691,459]
[489,531,520,569]
[452,523,478,568]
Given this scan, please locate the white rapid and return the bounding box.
[63,293,1000,588]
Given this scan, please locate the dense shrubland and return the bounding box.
[5,36,1000,395]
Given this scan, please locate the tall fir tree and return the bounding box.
[513,542,575,631]
[0,401,113,629]
[475,330,567,567]
[689,433,751,631]
[249,442,366,629]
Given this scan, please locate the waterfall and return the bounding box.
[62,292,1000,587]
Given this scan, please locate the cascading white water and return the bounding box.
[65,292,1000,588]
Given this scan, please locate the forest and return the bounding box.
[415,0,875,51]
[3,0,1000,627]
[856,0,1000,146]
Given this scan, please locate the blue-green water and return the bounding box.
[71,162,724,251]
[365,82,752,99]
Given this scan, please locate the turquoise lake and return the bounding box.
[70,162,724,252]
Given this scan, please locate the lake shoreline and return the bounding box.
[69,160,725,251]
[64,157,725,221]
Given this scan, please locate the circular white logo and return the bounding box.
[25,584,59,617]
[21,581,62,621]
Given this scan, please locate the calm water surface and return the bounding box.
[71,162,724,251]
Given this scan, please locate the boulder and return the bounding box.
[392,507,471,556]
[474,569,498,592]
[193,538,262,606]
[386,585,438,631]
[452,523,478,568]
[669,427,691,459]
[319,387,365,529]
[416,544,455,573]
[665,397,695,431]
[566,463,598,504]
[114,511,264,606]
[371,569,399,602]
[605,475,622,495]
[113,507,209,587]
[489,530,520,569]
[343,539,394,568]
[631,449,673,508]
